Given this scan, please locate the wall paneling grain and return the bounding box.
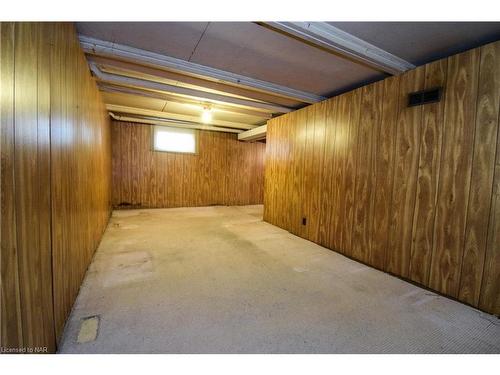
[263,41,500,315]
[1,22,111,352]
[111,121,265,208]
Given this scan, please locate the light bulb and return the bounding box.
[201,107,212,123]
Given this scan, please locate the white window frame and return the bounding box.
[152,125,198,154]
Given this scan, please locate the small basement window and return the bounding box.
[153,126,197,154]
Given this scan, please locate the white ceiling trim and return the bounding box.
[106,104,257,130]
[90,63,292,114]
[238,124,267,142]
[80,35,325,104]
[98,83,273,120]
[88,54,301,108]
[263,22,416,75]
[109,113,243,134]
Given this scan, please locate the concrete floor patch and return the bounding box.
[77,316,100,344]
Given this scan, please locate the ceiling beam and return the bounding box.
[99,64,267,105]
[80,35,325,104]
[87,55,301,108]
[98,83,273,119]
[106,104,257,130]
[261,22,415,75]
[90,63,292,114]
[238,124,267,142]
[109,113,243,134]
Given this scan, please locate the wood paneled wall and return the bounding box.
[49,24,112,342]
[111,121,265,208]
[1,23,111,352]
[264,41,500,315]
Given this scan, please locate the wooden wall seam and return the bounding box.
[458,41,500,306]
[409,59,447,285]
[1,21,24,349]
[346,89,362,258]
[387,65,425,278]
[429,48,480,298]
[478,43,500,314]
[455,50,482,300]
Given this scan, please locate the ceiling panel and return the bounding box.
[189,22,382,96]
[76,22,209,60]
[331,22,500,66]
[102,91,166,111]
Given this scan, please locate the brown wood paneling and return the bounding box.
[276,115,289,229]
[386,65,425,278]
[308,102,327,242]
[409,59,447,285]
[263,40,500,315]
[263,118,275,223]
[332,94,353,254]
[1,22,111,352]
[429,48,480,298]
[262,114,282,225]
[479,104,500,314]
[111,121,265,208]
[14,22,56,352]
[50,22,111,342]
[352,82,383,264]
[365,81,385,266]
[371,75,400,270]
[460,42,500,306]
[290,110,306,235]
[37,22,56,351]
[341,90,362,257]
[318,98,338,248]
[300,107,315,239]
[111,117,122,207]
[1,21,24,350]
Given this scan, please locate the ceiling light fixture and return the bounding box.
[201,106,212,124]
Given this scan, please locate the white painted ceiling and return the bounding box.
[330,22,500,67]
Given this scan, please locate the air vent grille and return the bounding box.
[408,87,442,107]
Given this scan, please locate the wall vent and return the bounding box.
[408,87,442,107]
